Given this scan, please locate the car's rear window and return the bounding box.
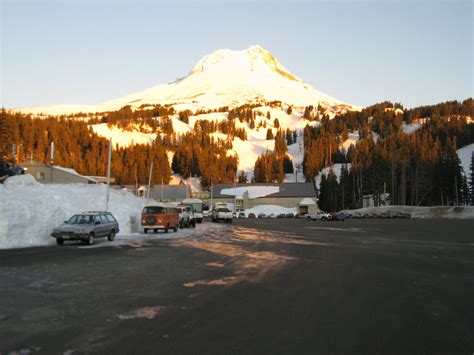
[218,208,230,212]
[104,214,116,222]
[143,206,165,214]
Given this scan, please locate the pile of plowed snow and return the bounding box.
[342,205,474,219]
[243,205,297,217]
[0,175,145,249]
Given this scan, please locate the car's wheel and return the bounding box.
[86,233,94,245]
[108,229,115,241]
[306,216,311,221]
[165,225,169,233]
[229,219,233,224]
[154,228,158,233]
[144,228,148,234]
[56,238,64,245]
[191,220,196,228]
[198,219,202,223]
[173,225,178,232]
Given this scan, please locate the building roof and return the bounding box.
[19,161,98,184]
[114,184,189,200]
[211,182,316,199]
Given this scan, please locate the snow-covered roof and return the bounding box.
[212,183,316,199]
[220,186,280,199]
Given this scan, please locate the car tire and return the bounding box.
[165,225,169,233]
[154,228,158,233]
[306,216,311,221]
[144,228,148,234]
[56,238,64,245]
[173,225,178,232]
[108,229,115,242]
[229,219,232,224]
[86,233,94,245]
[191,220,196,228]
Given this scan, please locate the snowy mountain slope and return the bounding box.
[15,45,357,115]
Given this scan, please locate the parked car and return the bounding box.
[182,198,203,223]
[332,212,345,221]
[212,208,233,223]
[257,213,267,218]
[285,213,294,218]
[51,211,119,246]
[277,213,286,218]
[141,203,179,233]
[268,213,276,218]
[203,205,210,218]
[306,211,331,221]
[248,213,256,219]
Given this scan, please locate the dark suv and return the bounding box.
[51,211,119,245]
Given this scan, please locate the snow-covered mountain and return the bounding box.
[16,45,357,115]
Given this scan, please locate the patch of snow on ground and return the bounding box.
[340,131,359,152]
[91,123,156,148]
[457,143,474,177]
[221,186,279,199]
[0,175,146,249]
[169,174,203,192]
[342,205,474,219]
[402,122,422,134]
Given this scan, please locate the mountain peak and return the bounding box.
[190,45,301,82]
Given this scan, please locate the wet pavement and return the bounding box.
[1,219,473,354]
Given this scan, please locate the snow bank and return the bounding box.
[243,204,297,217]
[221,186,279,199]
[342,205,474,219]
[0,175,146,249]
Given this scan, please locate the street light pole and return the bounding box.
[105,138,112,211]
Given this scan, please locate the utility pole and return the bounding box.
[50,142,54,183]
[105,138,112,211]
[210,179,213,210]
[146,162,153,199]
[161,178,164,201]
[234,177,237,212]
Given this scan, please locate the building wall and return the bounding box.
[212,197,316,210]
[21,165,93,184]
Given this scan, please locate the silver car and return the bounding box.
[51,211,119,246]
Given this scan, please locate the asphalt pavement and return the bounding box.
[1,218,473,354]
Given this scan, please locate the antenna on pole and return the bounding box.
[105,138,112,211]
[146,162,153,199]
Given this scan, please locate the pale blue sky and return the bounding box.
[1,0,472,109]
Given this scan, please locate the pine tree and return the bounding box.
[274,118,280,129]
[238,170,248,184]
[0,109,12,165]
[266,128,274,140]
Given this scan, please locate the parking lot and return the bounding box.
[1,218,473,354]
